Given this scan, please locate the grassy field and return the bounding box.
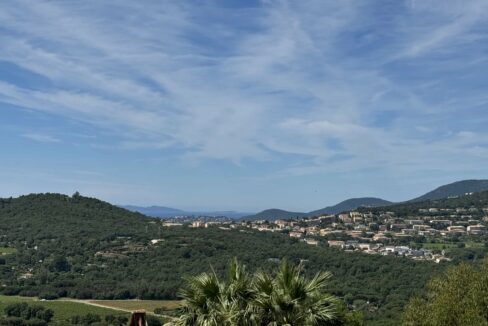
[415,241,485,250]
[0,247,17,255]
[0,295,176,324]
[465,241,485,248]
[89,299,183,312]
[420,242,457,250]
[0,295,127,323]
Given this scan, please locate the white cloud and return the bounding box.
[21,133,60,143]
[399,0,488,58]
[0,0,487,179]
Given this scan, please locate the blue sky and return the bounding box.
[1,0,488,212]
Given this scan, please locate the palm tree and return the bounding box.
[172,259,338,326]
[172,259,252,326]
[251,260,338,325]
[172,270,226,326]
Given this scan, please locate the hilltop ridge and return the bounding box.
[409,179,488,202]
[243,179,488,221]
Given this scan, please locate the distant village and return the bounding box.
[160,203,488,263]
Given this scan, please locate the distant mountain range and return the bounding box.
[121,205,250,219]
[242,209,306,221]
[121,179,488,220]
[242,179,488,221]
[122,205,186,217]
[242,197,392,221]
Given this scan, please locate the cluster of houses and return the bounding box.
[161,216,231,228]
[325,241,450,263]
[239,206,488,262]
[161,205,488,263]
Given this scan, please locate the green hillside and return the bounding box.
[410,179,488,202]
[244,198,392,221]
[0,193,446,325]
[361,189,488,217]
[243,179,488,221]
[308,197,392,216]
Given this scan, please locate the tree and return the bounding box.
[403,258,488,325]
[251,260,338,325]
[2,303,53,325]
[49,255,70,272]
[172,259,341,326]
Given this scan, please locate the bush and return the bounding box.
[104,315,128,325]
[3,303,53,323]
[21,319,47,326]
[38,292,59,300]
[70,313,101,325]
[146,316,162,326]
[404,258,488,325]
[17,290,39,298]
[2,287,21,296]
[0,317,25,326]
[153,307,166,315]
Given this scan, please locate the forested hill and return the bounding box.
[0,193,154,240]
[410,179,488,202]
[244,198,392,221]
[243,179,488,221]
[0,193,445,325]
[308,197,392,216]
[360,190,488,216]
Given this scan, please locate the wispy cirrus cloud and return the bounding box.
[0,0,487,207]
[21,133,60,143]
[399,0,488,58]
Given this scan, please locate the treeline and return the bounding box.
[0,302,162,326]
[0,302,53,326]
[403,258,488,325]
[0,194,449,325]
[358,190,488,217]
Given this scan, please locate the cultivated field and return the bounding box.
[88,299,183,313]
[0,295,127,324]
[0,295,178,324]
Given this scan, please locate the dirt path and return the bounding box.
[60,298,134,313]
[60,298,177,323]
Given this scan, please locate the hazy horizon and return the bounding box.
[1,1,488,211]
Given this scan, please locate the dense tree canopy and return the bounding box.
[403,258,488,326]
[0,194,449,325]
[1,302,53,326]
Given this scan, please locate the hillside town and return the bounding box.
[162,203,488,263]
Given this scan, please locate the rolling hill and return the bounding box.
[242,208,306,221]
[409,179,488,202]
[308,197,392,216]
[243,179,488,221]
[0,192,443,325]
[121,205,249,219]
[124,180,488,221]
[243,198,392,221]
[121,205,186,217]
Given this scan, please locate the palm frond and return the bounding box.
[175,259,340,326]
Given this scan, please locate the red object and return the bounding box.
[128,310,147,326]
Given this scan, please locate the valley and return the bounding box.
[3,185,488,324]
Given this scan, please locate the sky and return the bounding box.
[1,0,488,212]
